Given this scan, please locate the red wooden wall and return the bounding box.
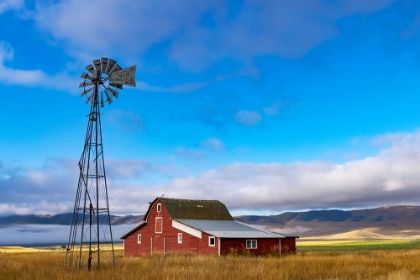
[220,238,281,255]
[280,237,297,254]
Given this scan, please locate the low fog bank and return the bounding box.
[0,224,136,246]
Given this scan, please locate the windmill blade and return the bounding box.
[85,93,94,104]
[107,87,119,98]
[79,81,93,88]
[85,64,95,74]
[105,58,116,74]
[108,64,122,77]
[109,65,136,87]
[81,87,93,97]
[101,57,108,73]
[91,70,99,79]
[81,73,93,80]
[100,92,105,108]
[93,59,101,72]
[104,91,113,105]
[109,83,123,89]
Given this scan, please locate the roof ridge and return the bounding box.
[162,197,220,202]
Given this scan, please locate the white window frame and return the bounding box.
[157,203,161,212]
[246,239,257,249]
[178,233,182,244]
[137,234,142,244]
[209,236,216,247]
[155,217,163,233]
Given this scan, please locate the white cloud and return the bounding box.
[371,132,409,146]
[200,138,225,151]
[0,0,23,14]
[3,130,420,216]
[106,159,150,179]
[33,0,216,63]
[0,42,78,91]
[31,0,397,72]
[175,138,225,161]
[234,110,262,126]
[175,147,206,160]
[263,100,283,116]
[105,109,146,133]
[136,80,209,93]
[150,130,420,213]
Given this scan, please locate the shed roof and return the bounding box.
[162,198,233,220]
[176,219,290,238]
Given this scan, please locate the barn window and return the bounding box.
[137,234,142,244]
[246,239,257,249]
[155,217,162,233]
[157,203,161,212]
[178,233,182,244]
[208,236,215,247]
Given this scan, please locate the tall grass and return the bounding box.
[1,250,420,279]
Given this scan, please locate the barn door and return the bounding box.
[189,236,198,254]
[151,236,164,254]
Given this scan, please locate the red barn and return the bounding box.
[121,197,298,256]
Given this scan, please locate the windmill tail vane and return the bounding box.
[65,57,136,270]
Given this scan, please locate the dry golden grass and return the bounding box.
[0,244,124,254]
[2,249,420,279]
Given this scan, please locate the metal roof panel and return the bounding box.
[175,219,287,238]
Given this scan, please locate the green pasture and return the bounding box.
[297,239,420,253]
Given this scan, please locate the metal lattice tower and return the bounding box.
[65,58,136,270]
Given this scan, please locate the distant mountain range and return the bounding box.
[2,205,420,239]
[0,213,144,226]
[235,205,420,239]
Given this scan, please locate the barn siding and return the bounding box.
[220,238,280,255]
[281,237,297,254]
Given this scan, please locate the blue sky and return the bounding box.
[2,0,420,216]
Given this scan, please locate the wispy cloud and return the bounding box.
[0,42,77,91]
[263,100,284,116]
[234,110,262,126]
[31,0,397,72]
[0,0,23,14]
[106,159,151,180]
[200,137,225,151]
[105,109,146,133]
[175,137,225,160]
[136,80,209,94]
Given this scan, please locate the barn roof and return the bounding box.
[161,198,233,220]
[176,219,295,238]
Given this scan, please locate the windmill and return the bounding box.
[65,58,136,270]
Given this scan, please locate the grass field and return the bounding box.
[1,241,420,279]
[297,239,420,253]
[0,244,124,253]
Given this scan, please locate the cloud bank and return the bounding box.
[32,0,397,71]
[1,130,420,216]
